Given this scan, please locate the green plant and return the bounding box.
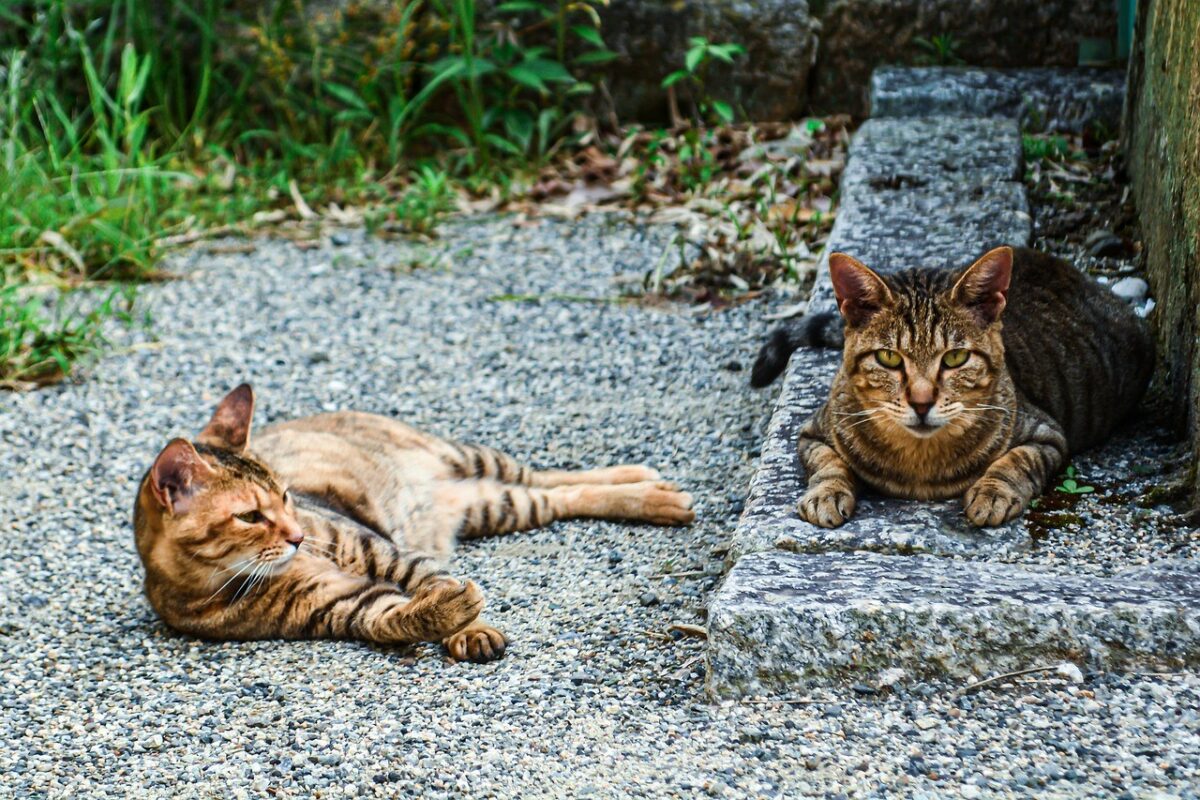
[1054,465,1095,495]
[1023,134,1074,163]
[661,37,746,125]
[0,282,135,388]
[913,34,965,67]
[366,165,458,236]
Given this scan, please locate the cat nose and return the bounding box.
[282,523,305,545]
[909,401,934,420]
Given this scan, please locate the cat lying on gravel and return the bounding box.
[751,246,1152,528]
[133,385,694,662]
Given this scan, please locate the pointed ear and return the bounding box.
[828,253,894,327]
[950,246,1012,325]
[197,383,255,451]
[149,438,215,515]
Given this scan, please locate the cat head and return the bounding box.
[829,246,1012,439]
[134,384,304,593]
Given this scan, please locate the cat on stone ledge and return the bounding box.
[751,246,1153,528]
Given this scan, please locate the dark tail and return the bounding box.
[750,311,843,388]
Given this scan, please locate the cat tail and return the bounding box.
[750,311,844,388]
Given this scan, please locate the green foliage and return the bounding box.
[1054,465,1096,495]
[1023,134,1074,163]
[0,0,634,385]
[661,37,746,125]
[913,34,965,67]
[0,282,135,387]
[366,165,458,236]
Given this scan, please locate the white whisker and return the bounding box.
[206,560,257,603]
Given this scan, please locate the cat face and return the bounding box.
[137,385,305,590]
[830,248,1012,439]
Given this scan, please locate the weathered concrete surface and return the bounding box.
[870,67,1126,132]
[708,551,1200,697]
[1124,0,1200,512]
[805,116,1030,313]
[811,0,1118,115]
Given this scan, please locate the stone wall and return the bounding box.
[1123,0,1200,508]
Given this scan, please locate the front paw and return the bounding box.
[444,619,508,663]
[410,578,485,640]
[963,477,1029,527]
[798,483,855,528]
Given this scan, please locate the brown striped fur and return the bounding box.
[133,385,694,662]
[797,246,1153,528]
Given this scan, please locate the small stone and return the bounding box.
[1110,276,1148,302]
[331,232,352,246]
[1086,230,1131,258]
[722,360,743,372]
[607,550,623,564]
[140,734,163,750]
[915,716,939,730]
[639,592,659,607]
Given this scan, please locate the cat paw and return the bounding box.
[963,479,1028,527]
[444,620,508,663]
[410,578,485,640]
[634,482,695,526]
[798,484,855,528]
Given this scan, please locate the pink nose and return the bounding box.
[910,401,934,419]
[284,525,305,545]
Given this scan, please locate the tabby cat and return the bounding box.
[753,246,1153,528]
[133,385,694,662]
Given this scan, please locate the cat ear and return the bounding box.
[149,438,214,515]
[951,246,1012,325]
[829,253,893,326]
[197,383,255,452]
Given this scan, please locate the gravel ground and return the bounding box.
[1,216,1198,799]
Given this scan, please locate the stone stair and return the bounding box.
[707,68,1200,698]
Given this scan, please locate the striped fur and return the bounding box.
[133,386,694,662]
[796,247,1153,528]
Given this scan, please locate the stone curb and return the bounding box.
[708,551,1200,697]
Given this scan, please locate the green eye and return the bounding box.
[875,349,902,368]
[235,510,265,524]
[942,349,970,368]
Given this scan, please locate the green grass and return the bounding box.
[0,0,620,386]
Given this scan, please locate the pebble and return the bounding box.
[1110,276,1149,302]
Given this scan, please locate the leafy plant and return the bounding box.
[661,37,746,125]
[1054,465,1095,495]
[0,282,135,388]
[366,165,458,236]
[913,34,965,67]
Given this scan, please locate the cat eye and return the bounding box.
[942,349,970,369]
[874,349,903,368]
[235,510,266,524]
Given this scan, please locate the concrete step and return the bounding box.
[869,67,1125,133]
[708,551,1200,698]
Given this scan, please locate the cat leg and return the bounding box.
[300,509,451,594]
[796,411,858,528]
[435,478,694,538]
[264,558,486,649]
[437,441,664,487]
[963,414,1066,527]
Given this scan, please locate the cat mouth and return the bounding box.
[905,421,943,436]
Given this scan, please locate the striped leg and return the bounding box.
[435,478,695,539]
[439,442,665,487]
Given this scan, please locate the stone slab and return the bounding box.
[870,67,1126,133]
[840,116,1024,188]
[708,551,1200,697]
[805,115,1031,312]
